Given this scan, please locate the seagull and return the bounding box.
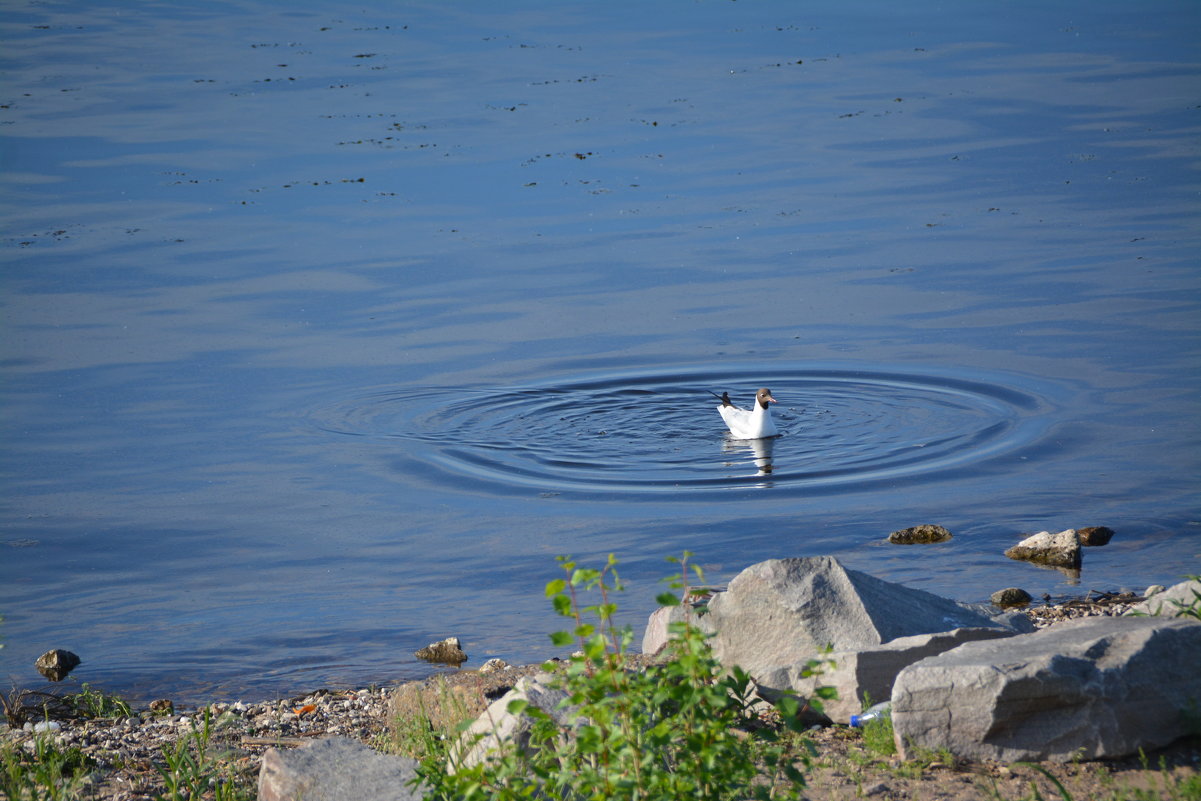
[713,388,779,439]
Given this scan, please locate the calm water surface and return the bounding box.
[2,1,1199,703]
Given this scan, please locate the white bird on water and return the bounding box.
[714,388,779,439]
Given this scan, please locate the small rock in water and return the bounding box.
[479,658,509,673]
[35,649,81,681]
[991,587,1033,607]
[149,699,175,715]
[1077,526,1114,546]
[415,636,467,664]
[888,524,953,544]
[1004,529,1081,568]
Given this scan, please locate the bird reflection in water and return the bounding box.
[722,435,776,481]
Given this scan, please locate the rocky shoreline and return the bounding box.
[3,588,1190,801]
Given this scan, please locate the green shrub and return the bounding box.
[414,553,827,801]
[860,714,896,757]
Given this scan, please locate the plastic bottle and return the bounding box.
[849,701,891,728]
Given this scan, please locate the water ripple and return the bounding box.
[311,366,1058,497]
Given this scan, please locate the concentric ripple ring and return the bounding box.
[310,365,1059,498]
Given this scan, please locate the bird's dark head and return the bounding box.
[756,388,777,409]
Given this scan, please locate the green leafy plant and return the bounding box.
[414,552,828,800]
[69,683,131,719]
[0,732,92,801]
[156,708,254,801]
[853,692,896,757]
[859,714,896,757]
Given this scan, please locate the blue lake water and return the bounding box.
[2,0,1199,703]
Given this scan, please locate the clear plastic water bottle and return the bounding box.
[849,701,891,727]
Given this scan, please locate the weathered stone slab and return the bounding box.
[892,616,1201,762]
[257,737,422,801]
[758,627,1016,723]
[705,556,1025,682]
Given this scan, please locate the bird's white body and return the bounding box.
[716,388,779,439]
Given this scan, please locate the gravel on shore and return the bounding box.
[0,591,1182,801]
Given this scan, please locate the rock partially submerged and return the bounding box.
[1004,529,1081,568]
[888,524,953,544]
[35,649,81,681]
[892,616,1201,762]
[414,636,467,665]
[1077,525,1115,546]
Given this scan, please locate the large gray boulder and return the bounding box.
[892,616,1201,762]
[257,737,422,801]
[705,557,1026,682]
[758,627,1017,723]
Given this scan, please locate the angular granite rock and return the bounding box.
[448,673,571,773]
[892,616,1201,762]
[705,556,1026,682]
[258,737,421,801]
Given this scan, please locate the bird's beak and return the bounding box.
[765,394,777,404]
